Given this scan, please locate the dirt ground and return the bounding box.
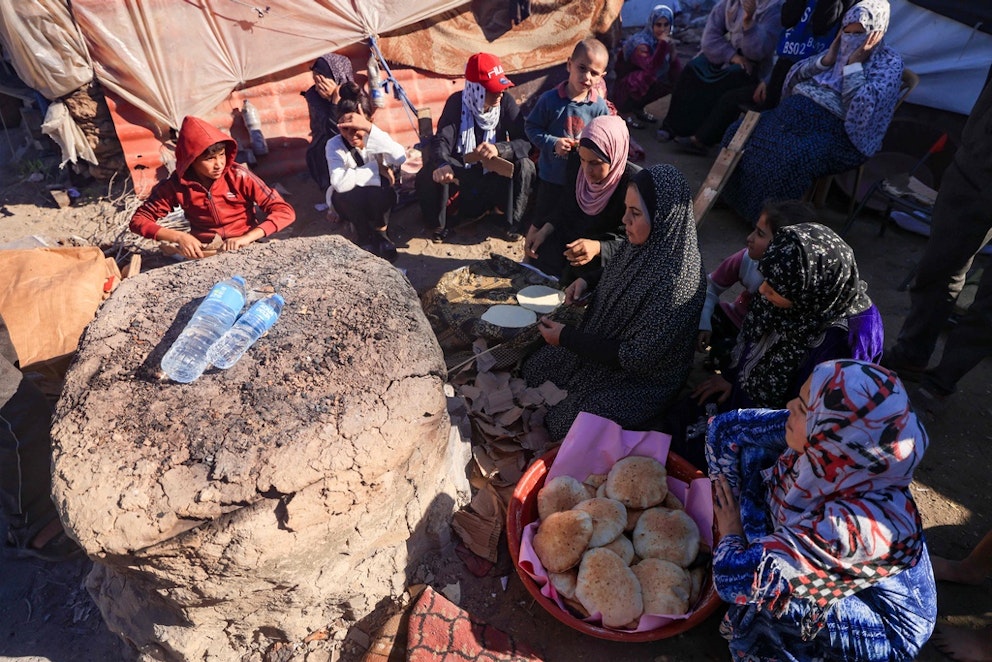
[0,94,990,661]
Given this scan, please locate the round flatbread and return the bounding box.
[533,510,594,573]
[600,533,635,565]
[538,475,591,521]
[574,498,627,548]
[606,456,668,509]
[632,558,691,616]
[548,569,578,599]
[575,548,643,628]
[632,508,701,567]
[516,285,565,314]
[480,304,536,328]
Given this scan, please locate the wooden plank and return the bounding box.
[463,153,514,179]
[693,110,760,226]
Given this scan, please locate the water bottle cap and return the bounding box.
[270,293,286,305]
[232,275,247,287]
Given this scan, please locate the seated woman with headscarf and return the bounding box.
[721,0,903,224]
[659,0,782,149]
[522,163,706,441]
[523,115,640,283]
[668,223,883,467]
[708,359,937,661]
[303,53,355,192]
[613,4,683,129]
[415,52,535,242]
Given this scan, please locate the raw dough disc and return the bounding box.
[517,285,565,314]
[481,304,537,328]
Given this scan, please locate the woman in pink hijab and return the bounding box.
[524,114,641,283]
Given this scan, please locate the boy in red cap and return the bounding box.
[415,52,535,242]
[130,115,295,259]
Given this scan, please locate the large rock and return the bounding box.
[50,235,470,660]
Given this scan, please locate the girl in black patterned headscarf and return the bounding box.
[522,164,706,440]
[303,53,356,191]
[733,222,881,407]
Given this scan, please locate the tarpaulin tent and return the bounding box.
[1,0,623,193]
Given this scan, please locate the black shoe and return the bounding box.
[503,229,523,242]
[431,227,449,243]
[880,347,928,382]
[378,237,398,263]
[635,110,658,123]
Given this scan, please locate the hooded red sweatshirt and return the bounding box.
[129,116,295,242]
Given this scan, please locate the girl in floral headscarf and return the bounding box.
[614,4,684,128]
[722,0,904,223]
[707,359,937,660]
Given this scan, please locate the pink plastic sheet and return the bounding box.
[517,412,714,633]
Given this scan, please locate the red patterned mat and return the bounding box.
[407,586,542,661]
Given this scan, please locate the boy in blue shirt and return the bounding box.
[525,39,611,234]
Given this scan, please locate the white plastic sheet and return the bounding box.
[69,0,466,129]
[0,0,93,99]
[41,101,98,166]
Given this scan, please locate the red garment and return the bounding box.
[129,116,295,242]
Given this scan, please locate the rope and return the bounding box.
[368,35,420,137]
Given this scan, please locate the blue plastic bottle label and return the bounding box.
[206,284,244,310]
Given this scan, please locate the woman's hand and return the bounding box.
[691,374,732,405]
[729,54,753,76]
[821,31,841,68]
[713,475,744,537]
[696,330,711,353]
[564,239,601,267]
[538,316,565,345]
[314,74,336,100]
[741,0,757,28]
[848,31,884,65]
[752,81,767,106]
[525,223,553,259]
[564,278,589,305]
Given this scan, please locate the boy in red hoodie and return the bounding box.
[130,116,295,259]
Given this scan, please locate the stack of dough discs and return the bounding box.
[538,476,593,521]
[533,510,594,572]
[480,304,536,328]
[632,508,701,567]
[575,548,643,628]
[516,285,565,314]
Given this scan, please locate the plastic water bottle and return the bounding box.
[367,53,386,109]
[160,276,247,383]
[242,99,268,155]
[206,294,285,369]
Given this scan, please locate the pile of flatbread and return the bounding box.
[531,456,708,629]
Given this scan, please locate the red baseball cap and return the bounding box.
[465,53,514,94]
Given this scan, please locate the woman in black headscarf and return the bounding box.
[669,222,885,467]
[303,53,355,191]
[522,163,706,440]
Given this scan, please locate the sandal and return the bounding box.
[624,116,645,130]
[675,136,709,156]
[5,523,83,563]
[431,227,449,243]
[635,110,658,123]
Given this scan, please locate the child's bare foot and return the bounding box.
[930,623,992,661]
[931,554,987,585]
